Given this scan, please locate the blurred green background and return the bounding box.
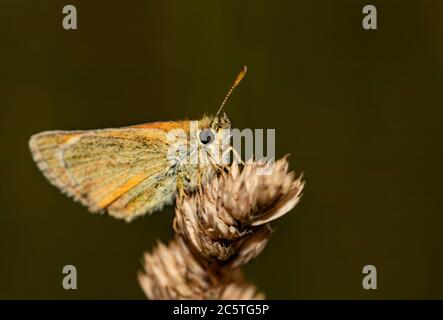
[1,0,442,299]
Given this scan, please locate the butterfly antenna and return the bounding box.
[216,65,247,117]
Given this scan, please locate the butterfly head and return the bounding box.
[197,113,230,147]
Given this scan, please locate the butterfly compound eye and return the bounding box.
[199,129,215,145]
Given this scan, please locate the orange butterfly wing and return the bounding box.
[29,121,190,221]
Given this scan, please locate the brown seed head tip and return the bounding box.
[174,157,304,262]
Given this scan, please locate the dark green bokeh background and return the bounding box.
[1,0,442,299]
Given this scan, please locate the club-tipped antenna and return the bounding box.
[216,65,247,116]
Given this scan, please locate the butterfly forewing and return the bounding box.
[29,124,184,221]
